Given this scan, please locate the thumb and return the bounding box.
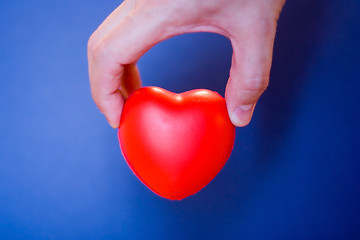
[225,22,277,127]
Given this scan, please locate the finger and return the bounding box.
[88,1,138,128]
[119,63,142,99]
[88,8,173,128]
[91,64,141,129]
[89,0,136,46]
[225,20,277,127]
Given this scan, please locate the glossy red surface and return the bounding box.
[118,87,235,200]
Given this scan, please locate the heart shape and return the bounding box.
[118,87,235,200]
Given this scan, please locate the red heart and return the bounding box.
[118,87,235,200]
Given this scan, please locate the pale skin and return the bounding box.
[88,0,286,128]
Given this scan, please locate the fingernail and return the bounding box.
[230,104,254,127]
[109,119,120,129]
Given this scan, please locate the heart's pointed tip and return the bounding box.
[156,192,191,201]
[168,198,184,201]
[165,197,187,201]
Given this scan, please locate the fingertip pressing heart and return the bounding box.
[230,104,255,127]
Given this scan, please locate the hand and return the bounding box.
[88,0,286,128]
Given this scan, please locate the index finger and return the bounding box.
[87,7,169,128]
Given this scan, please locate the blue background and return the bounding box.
[1,0,359,239]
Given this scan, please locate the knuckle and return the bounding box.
[90,87,99,103]
[87,35,107,61]
[241,75,269,93]
[90,83,104,104]
[87,33,97,54]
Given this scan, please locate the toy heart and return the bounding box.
[118,87,235,200]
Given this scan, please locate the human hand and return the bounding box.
[88,0,286,128]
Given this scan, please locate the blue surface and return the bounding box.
[1,0,359,239]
